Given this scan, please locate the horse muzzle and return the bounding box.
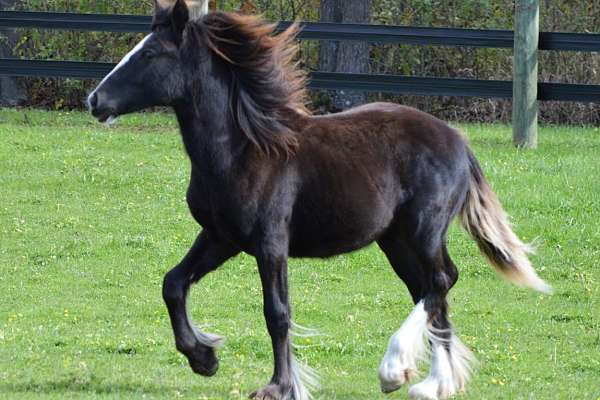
[88,90,118,123]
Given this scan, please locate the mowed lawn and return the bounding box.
[0,109,598,400]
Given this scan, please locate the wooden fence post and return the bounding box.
[512,0,539,148]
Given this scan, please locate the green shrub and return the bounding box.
[10,0,600,124]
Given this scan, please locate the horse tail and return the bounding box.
[459,149,552,294]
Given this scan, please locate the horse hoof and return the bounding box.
[408,376,457,400]
[249,384,288,400]
[185,343,219,376]
[189,357,219,376]
[381,381,402,394]
[379,366,418,393]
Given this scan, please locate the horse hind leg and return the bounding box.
[378,223,476,400]
[408,246,476,400]
[377,236,429,393]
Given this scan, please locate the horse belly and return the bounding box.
[288,195,395,258]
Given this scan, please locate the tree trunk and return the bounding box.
[319,0,372,111]
[0,0,26,106]
[318,0,340,73]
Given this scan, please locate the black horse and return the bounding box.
[88,1,551,399]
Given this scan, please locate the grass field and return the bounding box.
[1,109,598,400]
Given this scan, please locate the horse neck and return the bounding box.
[173,85,247,180]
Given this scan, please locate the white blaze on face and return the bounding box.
[87,33,154,109]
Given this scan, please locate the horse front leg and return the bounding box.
[251,238,310,400]
[162,230,239,376]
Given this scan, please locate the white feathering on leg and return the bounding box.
[448,334,476,392]
[291,321,321,339]
[289,321,320,400]
[378,301,429,393]
[192,326,225,348]
[409,343,455,400]
[409,324,477,399]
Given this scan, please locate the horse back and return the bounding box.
[301,102,466,161]
[287,102,469,257]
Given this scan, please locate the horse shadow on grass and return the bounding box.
[0,377,228,398]
[2,379,407,399]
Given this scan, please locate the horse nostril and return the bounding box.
[88,92,98,110]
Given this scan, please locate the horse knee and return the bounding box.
[433,262,458,294]
[265,306,290,335]
[162,267,186,304]
[443,248,459,289]
[445,262,459,290]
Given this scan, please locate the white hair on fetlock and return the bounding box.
[379,301,429,393]
[422,323,477,396]
[290,353,320,400]
[409,343,455,400]
[289,320,321,400]
[448,334,477,392]
[291,321,321,339]
[192,325,225,348]
[290,322,323,350]
[425,325,453,343]
[105,115,119,126]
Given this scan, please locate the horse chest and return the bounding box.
[186,181,257,249]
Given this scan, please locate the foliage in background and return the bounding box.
[9,0,600,123]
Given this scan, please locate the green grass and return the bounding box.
[1,109,598,400]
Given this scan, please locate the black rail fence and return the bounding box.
[1,11,600,102]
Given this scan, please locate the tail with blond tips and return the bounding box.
[460,150,552,294]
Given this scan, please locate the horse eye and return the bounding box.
[141,50,155,59]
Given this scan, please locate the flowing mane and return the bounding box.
[191,12,310,156]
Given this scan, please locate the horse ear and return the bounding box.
[154,0,173,14]
[171,0,190,41]
[153,0,173,27]
[185,0,209,20]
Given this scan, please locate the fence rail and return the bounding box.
[2,58,599,102]
[2,11,600,51]
[0,10,599,104]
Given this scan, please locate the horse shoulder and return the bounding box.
[186,168,214,228]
